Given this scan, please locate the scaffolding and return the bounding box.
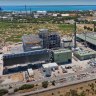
[38,29,61,49]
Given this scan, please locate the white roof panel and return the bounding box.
[42,62,58,68]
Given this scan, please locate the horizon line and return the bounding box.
[0,5,96,6]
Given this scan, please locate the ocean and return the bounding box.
[1,5,96,12]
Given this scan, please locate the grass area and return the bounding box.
[58,24,74,35]
[0,21,74,46]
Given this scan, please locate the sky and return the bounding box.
[0,0,96,6]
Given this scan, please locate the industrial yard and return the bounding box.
[1,57,96,96]
[0,27,96,96]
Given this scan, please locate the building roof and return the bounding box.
[61,14,69,16]
[77,32,96,45]
[53,49,71,54]
[39,29,49,33]
[42,62,58,69]
[22,34,42,44]
[3,49,50,57]
[74,49,96,56]
[27,68,33,75]
[62,37,72,42]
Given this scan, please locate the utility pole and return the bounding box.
[84,21,87,47]
[94,23,95,32]
[30,8,31,15]
[74,20,77,48]
[25,5,27,17]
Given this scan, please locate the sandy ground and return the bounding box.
[32,79,96,96]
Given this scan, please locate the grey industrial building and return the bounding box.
[3,49,51,66]
[3,29,72,67]
[22,29,61,51]
[76,32,96,50]
[22,34,42,51]
[38,29,61,49]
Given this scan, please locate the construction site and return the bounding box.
[0,27,96,95]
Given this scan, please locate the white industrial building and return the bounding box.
[61,14,69,17]
[36,11,47,15]
[27,68,34,77]
[42,62,58,70]
[61,37,73,48]
[52,14,58,17]
[0,54,3,76]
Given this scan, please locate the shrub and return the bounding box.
[51,80,55,86]
[0,89,8,96]
[19,84,34,90]
[42,81,48,88]
[14,88,19,92]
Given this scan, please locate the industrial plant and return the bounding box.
[1,28,96,96]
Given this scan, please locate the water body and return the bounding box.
[1,5,96,12]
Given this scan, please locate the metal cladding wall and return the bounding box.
[52,49,72,64]
[76,33,96,50]
[3,49,51,66]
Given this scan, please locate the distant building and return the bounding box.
[0,16,13,21]
[52,49,72,64]
[52,14,58,17]
[93,11,96,16]
[61,14,69,17]
[69,13,77,17]
[36,11,47,15]
[38,29,61,49]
